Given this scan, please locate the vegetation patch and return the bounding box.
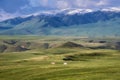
[32,52,44,55]
[44,48,76,55]
[89,46,109,49]
[5,46,28,52]
[3,40,18,45]
[60,42,83,48]
[63,52,108,61]
[115,42,120,50]
[0,45,7,53]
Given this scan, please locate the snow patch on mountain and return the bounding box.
[102,7,120,12]
[1,7,120,22]
[66,9,93,15]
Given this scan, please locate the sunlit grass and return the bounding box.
[0,47,120,80]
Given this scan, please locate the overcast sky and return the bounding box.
[0,0,120,21]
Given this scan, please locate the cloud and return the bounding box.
[73,0,91,8]
[0,0,28,13]
[0,9,13,21]
[0,0,120,21]
[28,0,112,9]
[42,0,48,6]
[20,5,29,10]
[0,9,20,21]
[72,0,109,8]
[0,0,120,13]
[56,1,70,9]
[29,0,48,7]
[96,0,108,6]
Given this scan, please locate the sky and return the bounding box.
[0,0,120,21]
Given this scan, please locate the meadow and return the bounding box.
[0,36,120,80]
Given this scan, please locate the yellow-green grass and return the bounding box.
[0,48,120,80]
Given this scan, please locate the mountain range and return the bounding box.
[0,8,120,37]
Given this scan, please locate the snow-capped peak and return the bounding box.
[55,8,93,15]
[102,7,120,12]
[1,8,120,22]
[28,8,120,16]
[20,11,56,18]
[67,9,93,15]
[21,8,94,17]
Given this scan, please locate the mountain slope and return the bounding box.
[0,9,120,37]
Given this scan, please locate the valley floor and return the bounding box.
[0,48,120,80]
[0,36,120,80]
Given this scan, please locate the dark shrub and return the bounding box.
[0,45,7,53]
[6,46,28,52]
[89,46,107,49]
[115,42,120,50]
[99,41,106,43]
[60,42,83,48]
[43,43,49,49]
[89,40,94,43]
[3,40,17,45]
[63,53,107,61]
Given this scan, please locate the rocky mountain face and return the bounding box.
[0,8,120,37]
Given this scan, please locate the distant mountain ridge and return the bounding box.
[0,8,120,37]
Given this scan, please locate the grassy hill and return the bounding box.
[0,47,120,80]
[0,37,120,80]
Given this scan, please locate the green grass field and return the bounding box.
[0,36,120,80]
[0,48,120,80]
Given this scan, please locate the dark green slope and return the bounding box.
[49,18,120,37]
[0,18,48,35]
[0,11,120,37]
[0,18,120,37]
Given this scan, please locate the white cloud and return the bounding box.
[56,0,110,9]
[20,5,29,10]
[42,0,48,6]
[29,0,48,7]
[74,0,90,8]
[0,9,20,21]
[73,0,109,8]
[28,0,111,9]
[29,0,40,7]
[96,0,108,6]
[56,1,70,9]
